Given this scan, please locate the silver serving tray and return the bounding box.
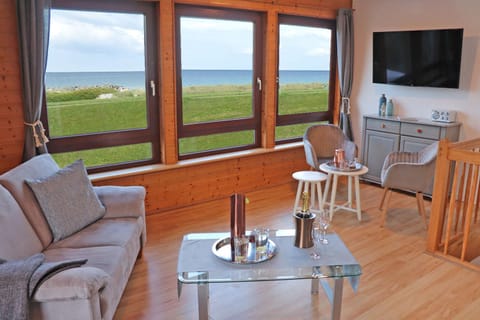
[212,237,277,264]
[325,160,362,172]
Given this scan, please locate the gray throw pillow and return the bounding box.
[25,160,105,242]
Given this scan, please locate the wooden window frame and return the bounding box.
[275,15,337,144]
[41,0,160,173]
[175,5,264,160]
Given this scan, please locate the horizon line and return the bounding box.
[46,69,330,73]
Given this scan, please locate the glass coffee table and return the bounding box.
[177,229,361,320]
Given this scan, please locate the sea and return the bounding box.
[45,70,329,89]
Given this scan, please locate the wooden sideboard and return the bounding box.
[361,114,461,184]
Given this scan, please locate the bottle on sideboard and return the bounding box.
[386,99,394,116]
[378,94,387,116]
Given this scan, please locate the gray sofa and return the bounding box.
[0,154,146,320]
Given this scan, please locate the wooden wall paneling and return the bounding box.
[0,107,23,122]
[0,0,24,172]
[0,57,22,79]
[0,99,23,115]
[175,0,350,19]
[0,75,21,92]
[0,32,20,51]
[0,96,24,154]
[0,0,17,21]
[261,10,278,149]
[94,146,309,215]
[158,0,179,165]
[272,0,352,11]
[0,117,22,130]
[176,0,271,11]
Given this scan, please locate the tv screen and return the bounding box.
[373,28,463,88]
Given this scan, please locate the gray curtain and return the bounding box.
[17,0,51,161]
[336,8,354,141]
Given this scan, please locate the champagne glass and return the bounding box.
[318,209,330,245]
[310,221,322,259]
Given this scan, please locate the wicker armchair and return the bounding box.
[379,141,439,228]
[303,124,357,170]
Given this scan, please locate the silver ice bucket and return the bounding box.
[293,213,316,248]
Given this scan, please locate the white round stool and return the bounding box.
[292,171,328,215]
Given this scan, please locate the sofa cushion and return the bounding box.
[94,185,147,246]
[47,217,143,250]
[32,266,110,301]
[0,154,59,247]
[0,185,43,260]
[43,243,141,320]
[26,160,106,242]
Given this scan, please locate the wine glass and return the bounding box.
[310,221,322,259]
[318,209,330,245]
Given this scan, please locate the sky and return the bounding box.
[46,10,332,73]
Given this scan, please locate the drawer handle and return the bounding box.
[381,123,386,129]
[417,128,423,134]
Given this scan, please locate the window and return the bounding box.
[276,15,336,143]
[175,5,263,159]
[42,0,159,173]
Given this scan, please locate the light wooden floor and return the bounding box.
[113,180,480,319]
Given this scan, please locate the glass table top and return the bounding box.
[177,229,361,284]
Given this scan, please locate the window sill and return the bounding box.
[89,142,304,182]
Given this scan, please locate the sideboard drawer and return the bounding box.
[365,118,400,134]
[401,123,440,140]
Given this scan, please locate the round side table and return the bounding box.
[291,171,328,215]
[319,163,369,221]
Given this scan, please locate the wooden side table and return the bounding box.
[319,163,369,221]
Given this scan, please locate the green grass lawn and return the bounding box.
[278,82,329,115]
[46,84,328,167]
[182,85,252,123]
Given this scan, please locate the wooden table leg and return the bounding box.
[354,176,362,221]
[329,175,338,221]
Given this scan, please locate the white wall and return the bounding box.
[351,0,480,150]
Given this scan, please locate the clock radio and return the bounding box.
[431,109,457,123]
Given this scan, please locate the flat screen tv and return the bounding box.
[373,28,464,88]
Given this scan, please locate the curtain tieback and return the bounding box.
[24,120,49,147]
[341,97,351,114]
